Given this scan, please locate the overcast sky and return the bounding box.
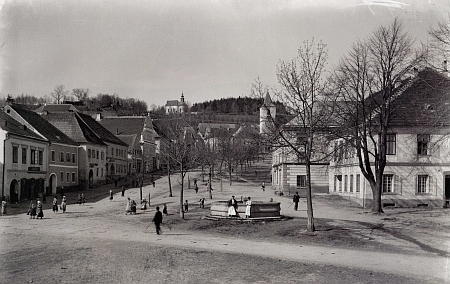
[0,0,448,108]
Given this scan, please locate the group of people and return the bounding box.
[227,196,252,218]
[51,195,67,213]
[77,193,86,205]
[125,197,137,215]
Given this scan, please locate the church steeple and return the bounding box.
[181,92,185,103]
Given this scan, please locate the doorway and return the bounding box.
[9,179,19,203]
[445,175,450,207]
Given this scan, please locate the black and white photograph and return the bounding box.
[0,0,449,283]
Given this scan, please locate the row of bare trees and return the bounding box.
[254,17,449,232]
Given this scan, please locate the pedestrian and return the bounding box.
[293,192,300,211]
[152,181,155,187]
[28,200,36,219]
[141,198,148,210]
[162,204,168,215]
[199,198,205,209]
[184,200,189,212]
[52,196,58,213]
[195,184,198,193]
[227,196,238,217]
[121,186,125,197]
[125,197,131,215]
[245,197,252,218]
[152,206,163,235]
[81,193,85,205]
[1,200,6,216]
[109,189,113,201]
[77,193,82,205]
[37,201,44,219]
[60,196,67,213]
[261,181,265,191]
[131,200,137,215]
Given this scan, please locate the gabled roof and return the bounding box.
[77,112,128,146]
[98,116,146,136]
[35,104,80,113]
[165,100,180,107]
[8,104,79,146]
[116,134,138,148]
[388,67,450,127]
[0,111,46,141]
[42,112,106,146]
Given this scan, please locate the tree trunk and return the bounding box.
[208,170,213,199]
[179,164,185,219]
[371,179,383,213]
[167,163,172,197]
[305,161,315,232]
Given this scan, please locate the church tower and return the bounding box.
[259,92,276,135]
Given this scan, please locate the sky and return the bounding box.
[0,0,449,108]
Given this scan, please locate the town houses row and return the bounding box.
[0,104,158,203]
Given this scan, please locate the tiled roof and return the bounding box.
[77,112,128,146]
[165,100,180,107]
[42,112,106,145]
[116,134,138,148]
[9,105,79,146]
[0,112,46,141]
[389,68,450,127]
[34,104,80,113]
[98,117,145,136]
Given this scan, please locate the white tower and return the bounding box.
[259,92,276,135]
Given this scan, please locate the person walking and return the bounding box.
[162,204,168,215]
[131,200,137,215]
[77,193,82,205]
[184,200,189,213]
[245,197,252,218]
[1,200,6,216]
[29,200,36,219]
[109,190,113,201]
[60,196,67,213]
[261,181,265,191]
[37,201,44,219]
[52,196,58,213]
[152,206,163,235]
[199,198,205,209]
[121,186,125,197]
[293,192,300,211]
[81,193,85,205]
[195,184,198,193]
[141,198,148,210]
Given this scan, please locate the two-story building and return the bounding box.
[0,112,48,202]
[329,68,450,208]
[5,104,80,195]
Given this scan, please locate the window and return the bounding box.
[350,175,354,192]
[297,175,306,187]
[356,174,360,192]
[386,134,396,155]
[22,147,27,164]
[66,153,70,162]
[382,174,394,193]
[66,172,70,182]
[72,153,76,163]
[88,149,91,159]
[417,175,428,193]
[101,151,104,160]
[12,146,18,163]
[31,149,37,164]
[72,172,76,183]
[39,150,43,165]
[95,150,98,159]
[101,168,103,177]
[344,175,348,192]
[111,148,114,156]
[60,151,64,162]
[335,175,342,192]
[417,134,430,155]
[51,150,55,162]
[60,171,64,182]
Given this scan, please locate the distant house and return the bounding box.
[5,104,80,195]
[330,68,450,208]
[0,111,48,203]
[165,93,188,114]
[98,116,158,175]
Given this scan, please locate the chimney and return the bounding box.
[95,113,101,121]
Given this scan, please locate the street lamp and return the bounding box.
[140,141,144,202]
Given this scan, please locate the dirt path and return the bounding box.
[1,172,449,283]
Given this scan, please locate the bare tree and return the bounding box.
[331,18,424,213]
[51,85,69,104]
[72,88,90,102]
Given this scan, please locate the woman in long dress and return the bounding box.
[52,196,58,213]
[227,196,237,217]
[37,201,44,219]
[29,201,37,219]
[1,200,6,216]
[60,196,67,213]
[125,197,131,215]
[245,197,252,218]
